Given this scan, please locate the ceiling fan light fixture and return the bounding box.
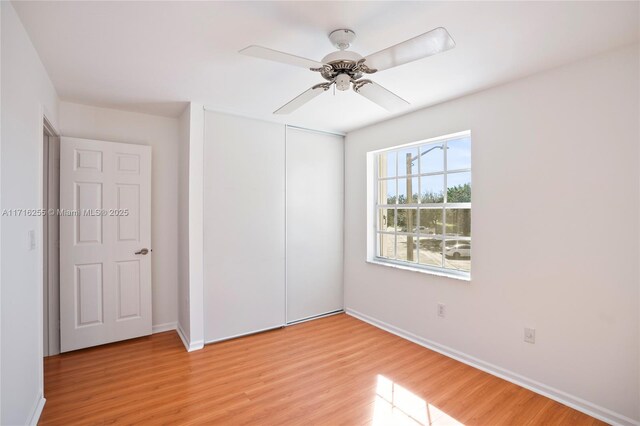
[335,74,351,91]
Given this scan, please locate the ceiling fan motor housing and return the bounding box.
[319,50,366,82]
[329,29,356,50]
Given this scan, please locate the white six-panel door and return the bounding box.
[60,137,152,352]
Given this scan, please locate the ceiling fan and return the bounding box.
[239,27,455,114]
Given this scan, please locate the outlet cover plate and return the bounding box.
[524,327,536,344]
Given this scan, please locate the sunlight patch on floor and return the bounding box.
[373,375,464,426]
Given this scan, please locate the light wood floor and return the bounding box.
[41,314,604,425]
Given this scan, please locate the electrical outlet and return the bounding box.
[524,327,536,344]
[437,303,446,318]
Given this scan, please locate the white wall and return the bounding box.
[58,102,179,330]
[344,45,639,424]
[1,2,59,424]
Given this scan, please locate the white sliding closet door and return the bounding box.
[286,127,344,323]
[203,112,286,343]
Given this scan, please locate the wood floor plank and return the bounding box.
[40,314,604,425]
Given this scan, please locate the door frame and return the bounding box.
[37,106,59,409]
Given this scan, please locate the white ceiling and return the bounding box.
[14,1,639,133]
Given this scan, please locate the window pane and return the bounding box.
[378,179,396,204]
[420,143,444,174]
[398,177,420,204]
[447,137,471,170]
[420,175,444,203]
[418,237,443,267]
[447,172,471,202]
[396,234,418,263]
[397,147,419,176]
[378,152,396,178]
[398,177,418,204]
[419,208,443,235]
[445,209,471,237]
[444,239,471,271]
[378,208,395,232]
[397,208,417,232]
[378,233,395,259]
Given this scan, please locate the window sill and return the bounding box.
[366,258,471,282]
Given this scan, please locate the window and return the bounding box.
[373,131,471,278]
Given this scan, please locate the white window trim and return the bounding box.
[366,130,471,281]
[366,258,471,281]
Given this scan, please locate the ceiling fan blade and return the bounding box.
[239,45,324,70]
[363,27,455,72]
[274,83,331,114]
[353,80,409,112]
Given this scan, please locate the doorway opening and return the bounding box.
[42,120,60,357]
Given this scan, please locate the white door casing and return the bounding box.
[60,137,152,352]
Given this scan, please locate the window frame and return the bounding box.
[371,130,471,280]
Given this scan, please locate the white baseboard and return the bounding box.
[152,321,177,334]
[27,394,46,426]
[176,323,204,352]
[346,308,638,426]
[176,323,189,350]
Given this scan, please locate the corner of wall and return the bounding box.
[176,321,203,352]
[177,102,209,352]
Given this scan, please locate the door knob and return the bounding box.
[135,248,150,255]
